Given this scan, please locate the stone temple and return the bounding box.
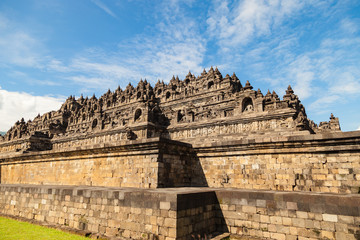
[0,68,359,239]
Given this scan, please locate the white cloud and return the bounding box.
[70,76,117,89]
[47,59,70,72]
[91,0,117,18]
[207,0,305,49]
[357,125,360,131]
[274,38,360,104]
[234,27,360,101]
[329,71,360,95]
[0,14,63,72]
[0,15,69,74]
[0,87,64,132]
[8,71,61,87]
[124,1,206,81]
[0,31,43,68]
[0,14,9,29]
[0,1,207,97]
[64,1,206,91]
[74,40,205,91]
[64,55,143,93]
[0,1,206,130]
[132,37,206,81]
[71,57,136,78]
[340,18,359,34]
[308,95,340,112]
[286,55,314,99]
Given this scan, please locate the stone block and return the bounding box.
[157,216,165,226]
[251,221,260,229]
[270,216,282,224]
[159,226,169,236]
[268,224,276,232]
[320,230,335,239]
[220,204,228,210]
[228,204,236,211]
[160,201,171,210]
[122,230,131,238]
[105,227,118,236]
[256,199,267,207]
[339,215,354,224]
[297,228,319,238]
[289,227,298,236]
[282,217,292,226]
[292,218,306,228]
[145,224,152,232]
[242,205,256,213]
[275,225,289,234]
[335,223,348,232]
[230,226,237,234]
[321,221,335,231]
[314,213,323,221]
[335,232,347,239]
[296,211,308,219]
[145,208,153,216]
[223,210,245,219]
[286,235,298,240]
[164,218,176,228]
[322,214,338,222]
[270,232,286,240]
[168,210,176,218]
[168,228,176,238]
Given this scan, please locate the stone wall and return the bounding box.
[0,185,222,240]
[168,111,306,143]
[176,191,220,238]
[195,131,360,193]
[0,138,206,189]
[1,132,360,193]
[216,189,360,240]
[1,184,360,239]
[0,184,178,239]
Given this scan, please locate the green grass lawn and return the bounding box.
[0,216,90,240]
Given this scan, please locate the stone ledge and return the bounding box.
[0,137,192,162]
[193,130,360,153]
[2,183,359,202]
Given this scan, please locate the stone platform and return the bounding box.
[1,184,360,239]
[2,132,360,194]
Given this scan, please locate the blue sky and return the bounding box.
[0,0,359,132]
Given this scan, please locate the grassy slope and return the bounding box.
[0,217,89,240]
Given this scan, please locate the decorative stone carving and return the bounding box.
[317,113,341,132]
[125,127,137,140]
[1,68,341,150]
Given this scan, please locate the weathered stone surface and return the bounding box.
[0,138,208,189]
[0,68,358,193]
[1,185,359,240]
[0,69,359,240]
[1,132,359,194]
[0,68,341,150]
